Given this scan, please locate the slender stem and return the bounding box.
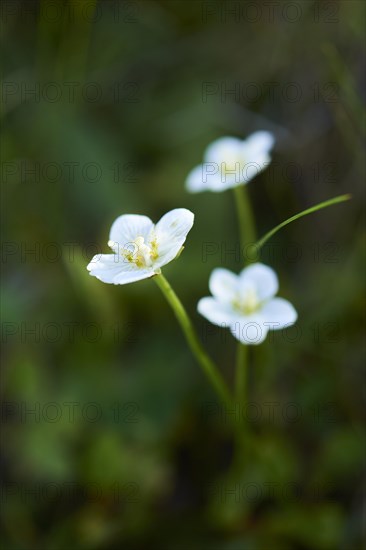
[154,272,233,409]
[235,342,248,405]
[230,343,249,475]
[232,185,256,473]
[232,184,254,425]
[255,194,352,251]
[233,185,257,259]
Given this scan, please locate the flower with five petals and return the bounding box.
[185,131,275,193]
[87,208,194,285]
[198,263,297,344]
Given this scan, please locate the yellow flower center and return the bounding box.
[220,152,244,178]
[122,235,158,268]
[232,287,260,315]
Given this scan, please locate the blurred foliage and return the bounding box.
[1,0,365,548]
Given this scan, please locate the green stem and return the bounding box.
[231,185,256,473]
[235,343,248,405]
[233,185,257,260]
[233,185,257,474]
[232,343,249,474]
[154,272,232,409]
[232,184,255,425]
[255,194,352,251]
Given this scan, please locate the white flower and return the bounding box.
[87,208,194,285]
[186,131,275,193]
[198,263,297,345]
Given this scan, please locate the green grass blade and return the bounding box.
[255,194,352,250]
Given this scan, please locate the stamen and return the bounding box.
[123,236,158,268]
[232,286,260,315]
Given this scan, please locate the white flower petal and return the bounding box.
[244,131,275,155]
[109,214,154,250]
[206,172,237,192]
[185,164,231,193]
[239,263,278,301]
[209,268,239,302]
[197,297,238,326]
[154,208,194,268]
[113,266,155,285]
[260,298,297,329]
[185,165,208,193]
[230,315,269,345]
[87,253,154,285]
[240,152,272,183]
[204,137,242,164]
[204,137,244,190]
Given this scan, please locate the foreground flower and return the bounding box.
[186,131,275,193]
[87,208,194,284]
[198,263,297,344]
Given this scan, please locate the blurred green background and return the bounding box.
[1,1,365,548]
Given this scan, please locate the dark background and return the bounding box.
[1,1,365,548]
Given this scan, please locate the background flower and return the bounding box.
[198,263,297,344]
[186,131,274,193]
